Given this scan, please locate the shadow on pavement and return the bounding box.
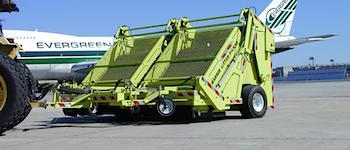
[19,114,244,132]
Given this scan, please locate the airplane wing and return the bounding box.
[275,34,338,53]
[71,61,98,74]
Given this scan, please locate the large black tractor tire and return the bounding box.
[0,54,28,134]
[240,85,267,119]
[7,101,32,129]
[16,60,36,101]
[6,61,35,129]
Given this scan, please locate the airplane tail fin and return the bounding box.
[258,0,298,37]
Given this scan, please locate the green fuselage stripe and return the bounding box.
[19,50,106,57]
[20,57,101,64]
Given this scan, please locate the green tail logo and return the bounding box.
[266,0,298,29]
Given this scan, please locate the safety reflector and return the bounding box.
[254,15,265,26]
[93,96,116,101]
[201,76,225,101]
[133,100,146,106]
[221,42,233,61]
[58,102,71,107]
[268,28,273,33]
[229,98,242,104]
[235,99,240,103]
[58,103,65,107]
[176,91,200,97]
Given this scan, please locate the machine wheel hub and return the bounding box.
[0,74,8,111]
[157,98,175,117]
[252,93,264,112]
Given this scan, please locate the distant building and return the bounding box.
[274,64,349,81]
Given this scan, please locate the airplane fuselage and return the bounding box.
[3,29,114,81]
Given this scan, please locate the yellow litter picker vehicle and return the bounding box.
[52,9,275,119]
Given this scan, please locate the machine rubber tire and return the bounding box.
[0,54,28,134]
[240,85,267,118]
[6,61,35,129]
[8,102,32,129]
[16,60,36,101]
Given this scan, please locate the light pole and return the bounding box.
[309,57,315,67]
[330,59,335,66]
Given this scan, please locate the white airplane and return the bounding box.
[3,29,114,81]
[259,0,336,52]
[3,0,336,83]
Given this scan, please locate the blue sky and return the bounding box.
[1,0,349,67]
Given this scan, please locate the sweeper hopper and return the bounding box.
[52,9,275,119]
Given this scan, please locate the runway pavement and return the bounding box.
[1,81,350,150]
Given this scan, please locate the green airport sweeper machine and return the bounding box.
[51,9,275,119]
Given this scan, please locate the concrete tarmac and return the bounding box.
[1,81,350,150]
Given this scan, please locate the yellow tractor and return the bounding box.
[0,0,34,134]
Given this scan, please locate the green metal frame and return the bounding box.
[51,9,275,114]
